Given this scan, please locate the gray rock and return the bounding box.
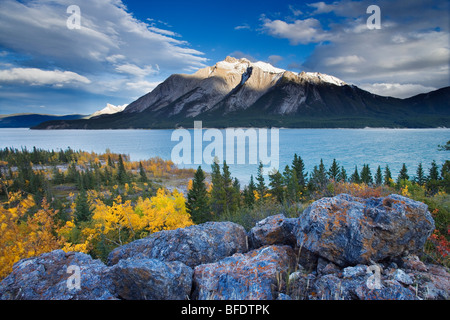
[248,214,297,249]
[109,258,193,300]
[293,194,435,267]
[107,221,248,268]
[192,245,296,300]
[393,269,413,286]
[0,250,116,300]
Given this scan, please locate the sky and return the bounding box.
[0,0,448,115]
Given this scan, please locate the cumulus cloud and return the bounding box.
[0,68,91,86]
[261,0,449,98]
[0,0,207,98]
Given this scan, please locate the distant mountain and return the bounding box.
[0,113,87,128]
[32,57,450,129]
[89,103,128,118]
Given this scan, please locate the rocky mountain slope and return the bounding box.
[1,194,448,300]
[33,57,450,129]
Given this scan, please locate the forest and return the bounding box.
[0,145,448,280]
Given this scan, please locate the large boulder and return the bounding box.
[293,194,435,267]
[109,258,193,300]
[192,245,296,300]
[0,250,115,300]
[107,222,248,268]
[248,214,297,249]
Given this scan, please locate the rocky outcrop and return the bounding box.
[0,194,448,300]
[293,194,435,267]
[0,250,115,300]
[107,221,248,268]
[109,258,193,300]
[192,245,296,300]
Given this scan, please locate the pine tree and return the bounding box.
[414,163,426,185]
[428,160,440,181]
[243,175,256,207]
[269,169,284,203]
[292,154,307,187]
[338,166,347,182]
[116,154,129,184]
[186,166,211,224]
[309,159,328,191]
[283,165,300,202]
[384,165,392,185]
[75,187,91,224]
[256,162,266,201]
[222,161,239,213]
[350,166,361,183]
[397,163,409,184]
[139,161,148,183]
[210,159,224,214]
[360,164,373,185]
[374,165,383,186]
[328,159,341,181]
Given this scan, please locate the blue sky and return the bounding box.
[0,0,448,115]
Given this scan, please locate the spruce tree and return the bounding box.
[292,154,307,188]
[269,169,284,203]
[139,161,148,183]
[397,163,409,184]
[375,165,383,186]
[360,164,373,185]
[415,163,426,185]
[256,162,266,201]
[283,165,300,202]
[75,187,91,224]
[338,166,347,182]
[328,159,341,181]
[116,154,129,184]
[186,166,211,224]
[210,159,224,215]
[428,160,440,181]
[243,175,256,207]
[384,165,392,185]
[350,166,361,183]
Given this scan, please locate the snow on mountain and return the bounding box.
[90,103,127,118]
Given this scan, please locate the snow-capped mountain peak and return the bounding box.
[90,103,127,118]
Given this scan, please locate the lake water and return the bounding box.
[0,128,449,185]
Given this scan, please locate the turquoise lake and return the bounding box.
[1,128,449,185]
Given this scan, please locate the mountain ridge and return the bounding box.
[32,56,450,129]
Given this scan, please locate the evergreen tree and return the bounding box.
[283,165,300,202]
[350,166,361,183]
[139,161,148,183]
[292,154,307,187]
[269,169,284,203]
[186,166,211,224]
[338,166,347,182]
[210,159,224,214]
[116,154,129,184]
[328,159,341,181]
[397,163,409,184]
[428,160,440,181]
[256,162,266,201]
[243,175,256,207]
[414,163,426,185]
[360,164,373,185]
[384,165,392,185]
[222,161,239,213]
[107,154,114,167]
[309,159,328,191]
[75,187,91,224]
[374,165,383,186]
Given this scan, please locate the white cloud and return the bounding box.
[261,17,329,45]
[0,68,91,86]
[359,83,437,99]
[0,0,208,99]
[234,24,251,30]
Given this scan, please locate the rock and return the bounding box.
[293,194,435,267]
[109,258,193,300]
[0,250,115,300]
[192,245,296,300]
[355,279,418,300]
[107,221,248,268]
[393,269,413,286]
[401,254,428,272]
[248,214,297,249]
[343,265,368,278]
[287,272,316,300]
[412,264,450,300]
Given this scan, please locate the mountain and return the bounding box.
[89,103,128,118]
[32,56,450,129]
[0,113,87,128]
